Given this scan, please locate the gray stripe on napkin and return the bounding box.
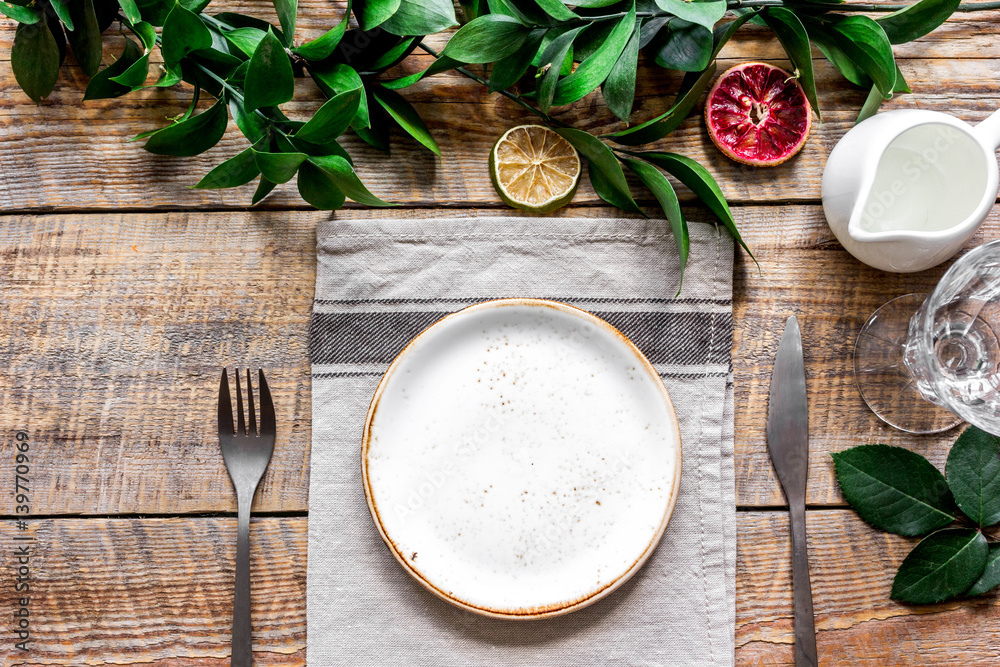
[308,216,735,666]
[310,310,732,365]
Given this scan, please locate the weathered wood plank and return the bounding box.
[1,31,1000,210]
[2,512,997,665]
[0,209,995,514]
[0,517,307,666]
[737,511,1000,665]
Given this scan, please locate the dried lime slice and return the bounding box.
[489,125,581,213]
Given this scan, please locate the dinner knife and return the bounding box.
[766,316,818,667]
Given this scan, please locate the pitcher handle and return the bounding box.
[974,109,1000,151]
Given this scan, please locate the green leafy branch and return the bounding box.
[833,427,1000,604]
[1,0,996,286]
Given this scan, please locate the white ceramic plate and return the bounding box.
[362,299,682,619]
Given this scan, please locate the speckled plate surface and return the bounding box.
[362,299,682,619]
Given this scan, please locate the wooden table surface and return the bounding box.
[2,3,999,665]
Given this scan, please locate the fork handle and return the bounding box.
[233,490,253,667]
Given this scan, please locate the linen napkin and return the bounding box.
[308,215,735,666]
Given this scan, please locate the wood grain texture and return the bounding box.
[0,9,999,211]
[1,512,997,666]
[0,5,998,664]
[1,209,997,515]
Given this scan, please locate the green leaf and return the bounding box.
[354,90,391,151]
[604,63,715,145]
[489,28,546,92]
[811,32,869,88]
[296,88,362,144]
[487,0,552,28]
[11,21,61,103]
[654,0,726,31]
[297,162,347,209]
[310,64,370,128]
[254,149,308,184]
[224,27,267,57]
[309,155,395,206]
[533,0,577,21]
[134,0,172,26]
[252,176,278,204]
[830,444,957,536]
[380,0,458,36]
[161,3,213,68]
[193,147,261,188]
[459,0,481,21]
[50,0,74,31]
[654,18,712,72]
[966,543,1000,596]
[226,92,269,143]
[532,26,575,73]
[603,25,641,121]
[621,157,688,293]
[143,99,230,156]
[368,35,420,72]
[293,21,347,61]
[109,21,156,88]
[442,15,530,64]
[66,0,102,77]
[183,0,212,13]
[634,151,754,260]
[822,16,897,98]
[118,0,142,24]
[891,529,988,604]
[272,0,297,42]
[0,2,39,24]
[537,27,585,113]
[556,128,641,214]
[244,28,295,112]
[372,86,440,156]
[355,0,401,31]
[85,37,144,100]
[875,0,960,45]
[946,426,1000,527]
[762,7,820,120]
[382,55,460,90]
[212,12,286,42]
[552,3,635,107]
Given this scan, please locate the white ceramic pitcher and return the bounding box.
[822,109,1000,273]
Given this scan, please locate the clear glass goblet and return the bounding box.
[854,239,1000,435]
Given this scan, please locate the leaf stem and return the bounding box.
[416,41,571,128]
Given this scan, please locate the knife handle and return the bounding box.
[789,500,818,667]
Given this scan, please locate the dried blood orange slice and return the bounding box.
[704,62,812,167]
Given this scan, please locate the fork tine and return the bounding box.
[235,367,246,435]
[258,369,276,436]
[218,368,234,436]
[246,367,257,436]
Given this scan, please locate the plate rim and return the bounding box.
[361,298,683,620]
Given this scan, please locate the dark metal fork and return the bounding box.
[218,368,276,667]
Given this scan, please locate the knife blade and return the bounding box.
[766,316,817,667]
